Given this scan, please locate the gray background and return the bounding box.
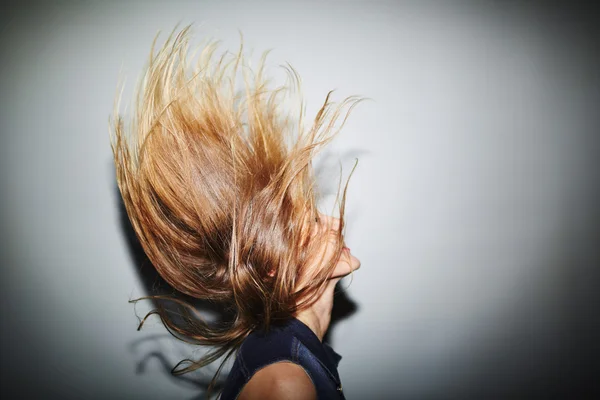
[1,1,599,399]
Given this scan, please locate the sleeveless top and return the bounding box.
[219,317,346,399]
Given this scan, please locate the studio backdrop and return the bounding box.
[1,1,599,399]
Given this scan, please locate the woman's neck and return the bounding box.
[295,309,330,342]
[294,278,340,342]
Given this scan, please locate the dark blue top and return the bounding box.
[219,317,346,399]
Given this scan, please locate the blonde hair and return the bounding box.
[110,25,363,396]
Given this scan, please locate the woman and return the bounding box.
[110,25,363,399]
[221,211,361,400]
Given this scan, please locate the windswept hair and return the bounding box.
[110,25,363,397]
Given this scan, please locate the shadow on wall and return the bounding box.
[113,149,360,397]
[116,183,230,398]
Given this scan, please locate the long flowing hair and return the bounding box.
[110,25,364,397]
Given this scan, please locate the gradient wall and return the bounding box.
[1,1,599,399]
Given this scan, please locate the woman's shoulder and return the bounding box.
[237,361,317,400]
[234,324,317,399]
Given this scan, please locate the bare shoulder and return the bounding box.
[238,361,317,400]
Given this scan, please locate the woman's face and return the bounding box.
[304,212,361,281]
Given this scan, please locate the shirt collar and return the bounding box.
[286,317,343,382]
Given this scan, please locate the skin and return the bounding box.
[239,213,361,399]
[237,362,317,400]
[295,212,362,341]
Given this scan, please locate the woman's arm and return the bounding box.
[238,361,317,400]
